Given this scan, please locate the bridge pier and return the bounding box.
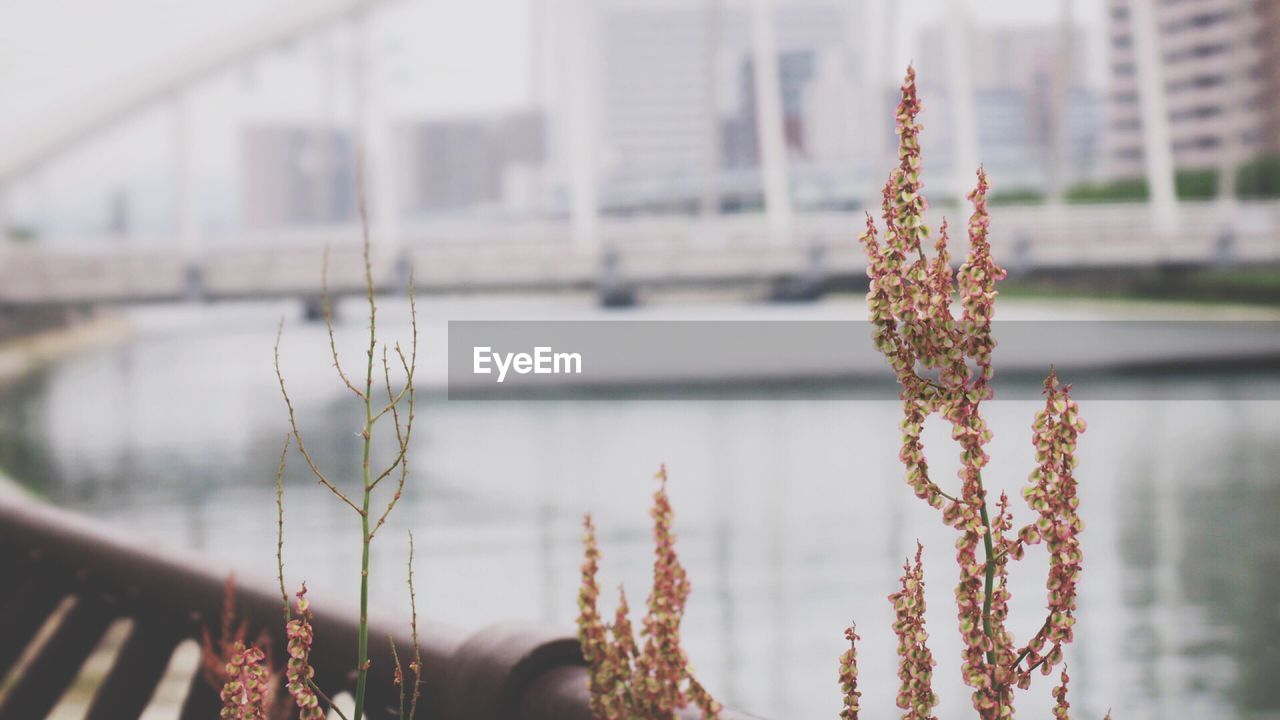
[596,283,638,309]
[182,265,207,302]
[302,295,328,323]
[767,242,827,302]
[594,248,637,308]
[767,276,825,303]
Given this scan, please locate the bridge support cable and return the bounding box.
[564,0,601,257]
[699,0,724,229]
[1046,0,1075,207]
[0,0,379,185]
[944,0,980,209]
[875,0,899,183]
[172,92,202,271]
[352,7,402,269]
[1129,0,1180,236]
[749,0,794,246]
[1215,0,1251,216]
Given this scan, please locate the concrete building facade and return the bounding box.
[1104,0,1280,179]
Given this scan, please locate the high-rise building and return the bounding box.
[1103,0,1280,179]
[721,50,817,169]
[1263,0,1280,154]
[399,112,545,216]
[240,126,355,229]
[592,0,860,209]
[915,23,1101,192]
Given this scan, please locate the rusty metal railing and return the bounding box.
[0,494,753,719]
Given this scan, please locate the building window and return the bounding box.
[1171,106,1222,121]
[1174,136,1222,151]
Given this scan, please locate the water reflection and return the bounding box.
[0,300,1277,719]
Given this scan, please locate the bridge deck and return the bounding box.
[2,202,1278,305]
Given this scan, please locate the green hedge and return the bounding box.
[1065,169,1218,203]
[1062,154,1280,203]
[1238,154,1280,199]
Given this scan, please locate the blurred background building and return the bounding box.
[915,22,1103,193]
[1103,0,1280,179]
[398,111,546,217]
[595,0,863,212]
[241,126,356,227]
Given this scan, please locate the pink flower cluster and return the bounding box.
[285,583,325,720]
[889,544,938,719]
[577,466,722,720]
[220,643,271,720]
[1053,666,1072,719]
[855,66,1088,719]
[839,625,862,720]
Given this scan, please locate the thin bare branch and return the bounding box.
[389,636,406,720]
[275,432,292,623]
[407,531,422,720]
[369,348,417,538]
[369,287,417,493]
[275,319,364,516]
[361,199,377,414]
[405,266,418,376]
[372,343,409,424]
[323,245,364,399]
[307,678,351,720]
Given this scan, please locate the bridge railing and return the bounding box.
[1,201,1278,304]
[0,492,757,719]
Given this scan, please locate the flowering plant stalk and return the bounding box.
[284,584,325,720]
[577,466,723,720]
[220,643,271,720]
[843,65,1092,719]
[271,193,420,720]
[202,575,286,719]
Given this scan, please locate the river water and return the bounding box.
[1,296,1277,719]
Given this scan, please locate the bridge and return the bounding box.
[2,201,1277,307]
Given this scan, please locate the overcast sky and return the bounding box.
[0,0,1105,126]
[0,0,1107,234]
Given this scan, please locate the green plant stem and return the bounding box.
[353,388,374,716]
[353,235,377,720]
[354,492,370,720]
[276,433,292,624]
[353,407,373,718]
[979,499,997,668]
[979,487,1010,714]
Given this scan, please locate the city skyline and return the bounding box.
[0,0,1141,237]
